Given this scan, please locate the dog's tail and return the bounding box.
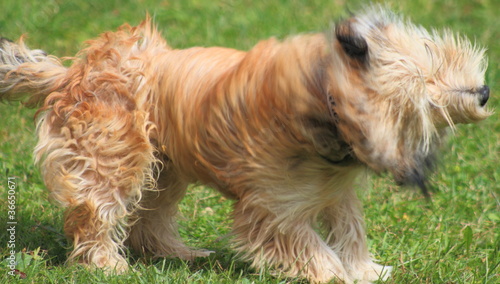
[0,37,67,107]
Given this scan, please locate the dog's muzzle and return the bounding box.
[478,85,490,107]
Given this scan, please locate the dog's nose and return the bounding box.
[478,85,490,107]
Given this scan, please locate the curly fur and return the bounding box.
[0,7,491,283]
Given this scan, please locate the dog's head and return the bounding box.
[326,7,492,194]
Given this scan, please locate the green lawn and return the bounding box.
[1,0,499,283]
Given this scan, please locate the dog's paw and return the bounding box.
[351,262,392,283]
[75,254,130,275]
[176,249,215,260]
[192,249,215,258]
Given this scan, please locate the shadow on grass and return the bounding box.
[0,209,69,266]
[130,248,308,283]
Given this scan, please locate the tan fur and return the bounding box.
[0,7,491,283]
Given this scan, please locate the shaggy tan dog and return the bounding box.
[0,7,491,283]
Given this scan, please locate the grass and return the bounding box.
[0,0,499,283]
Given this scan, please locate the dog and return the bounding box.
[0,6,491,283]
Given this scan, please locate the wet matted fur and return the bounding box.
[0,7,491,283]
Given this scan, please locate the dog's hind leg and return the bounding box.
[35,105,156,272]
[321,189,392,282]
[128,157,213,260]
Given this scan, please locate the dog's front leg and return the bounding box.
[231,192,352,283]
[321,189,392,283]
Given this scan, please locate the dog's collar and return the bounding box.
[322,92,359,166]
[325,92,337,119]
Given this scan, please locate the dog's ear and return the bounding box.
[335,20,369,64]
